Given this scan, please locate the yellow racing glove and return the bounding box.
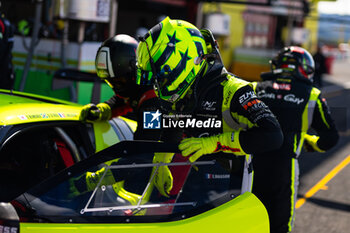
[68,166,116,198]
[152,153,174,197]
[304,134,325,152]
[79,103,112,121]
[179,131,246,162]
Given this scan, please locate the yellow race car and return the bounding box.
[0,89,269,233]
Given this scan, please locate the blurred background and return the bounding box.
[1,0,348,105]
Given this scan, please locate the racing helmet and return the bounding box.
[136,17,207,103]
[95,34,138,98]
[270,46,315,83]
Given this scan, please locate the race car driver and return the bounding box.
[136,17,284,194]
[252,46,339,233]
[79,34,160,140]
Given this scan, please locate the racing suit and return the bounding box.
[167,61,283,194]
[0,15,15,89]
[73,62,283,215]
[252,76,339,233]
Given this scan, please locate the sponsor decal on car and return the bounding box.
[18,115,27,120]
[17,113,77,120]
[58,113,66,118]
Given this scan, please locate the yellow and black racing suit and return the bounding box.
[252,76,339,233]
[72,63,284,215]
[163,62,283,194]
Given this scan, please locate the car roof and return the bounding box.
[0,89,82,126]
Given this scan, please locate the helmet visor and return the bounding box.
[95,47,115,79]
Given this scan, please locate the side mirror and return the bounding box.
[0,202,20,233]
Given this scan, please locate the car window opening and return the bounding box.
[0,124,93,202]
[17,148,245,223]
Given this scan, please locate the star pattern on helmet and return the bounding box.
[163,49,191,86]
[167,32,180,48]
[179,49,192,65]
[154,32,180,69]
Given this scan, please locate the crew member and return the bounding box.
[79,34,160,140]
[252,46,339,233]
[136,17,284,196]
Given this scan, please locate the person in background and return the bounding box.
[0,12,14,89]
[252,46,339,233]
[79,34,160,140]
[312,45,327,88]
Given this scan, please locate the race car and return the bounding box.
[0,89,270,233]
[0,88,135,202]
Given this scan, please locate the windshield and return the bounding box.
[18,141,245,223]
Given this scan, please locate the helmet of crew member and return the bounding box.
[270,46,315,83]
[95,34,138,98]
[136,17,207,104]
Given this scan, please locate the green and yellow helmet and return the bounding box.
[136,17,207,103]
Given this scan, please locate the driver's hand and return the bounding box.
[154,166,173,197]
[79,103,112,121]
[179,132,246,162]
[152,153,174,197]
[179,137,218,162]
[68,177,84,198]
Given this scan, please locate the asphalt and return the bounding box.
[293,56,350,233]
[320,57,350,98]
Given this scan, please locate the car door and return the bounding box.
[12,141,269,233]
[0,117,133,203]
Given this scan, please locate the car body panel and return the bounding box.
[0,90,269,232]
[14,141,269,233]
[121,117,137,132]
[0,103,81,125]
[0,90,128,150]
[0,89,82,106]
[93,121,121,152]
[0,89,82,126]
[19,192,268,233]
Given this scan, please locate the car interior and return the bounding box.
[0,122,96,202]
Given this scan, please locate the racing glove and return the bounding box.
[179,131,246,163]
[68,167,116,198]
[303,134,325,153]
[79,103,112,121]
[152,153,174,197]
